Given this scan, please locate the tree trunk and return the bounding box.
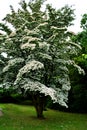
[32,93,46,119]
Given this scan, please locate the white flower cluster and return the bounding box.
[28,37,40,43]
[9,32,16,37]
[66,60,74,65]
[56,89,68,108]
[15,60,44,83]
[56,59,66,64]
[0,47,8,53]
[24,29,38,35]
[74,64,85,75]
[19,79,69,107]
[66,60,85,75]
[58,77,71,91]
[38,42,50,50]
[21,80,57,101]
[69,42,82,50]
[38,52,52,60]
[59,66,68,72]
[22,36,31,41]
[21,41,50,51]
[3,58,24,72]
[0,82,11,89]
[51,26,66,31]
[62,84,71,91]
[21,43,36,50]
[37,22,48,29]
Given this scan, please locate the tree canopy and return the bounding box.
[0,0,84,118]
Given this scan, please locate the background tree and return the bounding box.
[67,13,87,113]
[0,30,15,102]
[0,0,83,118]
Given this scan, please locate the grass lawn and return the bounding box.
[0,103,87,130]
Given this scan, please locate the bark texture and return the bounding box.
[32,93,46,119]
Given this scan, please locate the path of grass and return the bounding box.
[0,103,87,130]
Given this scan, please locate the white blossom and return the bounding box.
[69,42,82,49]
[16,78,68,105]
[28,37,40,43]
[9,32,16,37]
[14,76,69,107]
[37,22,48,28]
[24,28,40,36]
[21,41,50,50]
[3,58,24,72]
[66,60,85,75]
[15,60,44,83]
[51,26,66,31]
[22,36,31,41]
[38,52,52,60]
[21,80,57,102]
[74,64,85,75]
[0,47,7,53]
[21,43,36,50]
[59,66,69,72]
[0,82,11,89]
[62,84,71,91]
[53,88,68,107]
[39,42,50,50]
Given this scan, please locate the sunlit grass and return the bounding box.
[0,103,87,130]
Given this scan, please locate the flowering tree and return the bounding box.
[0,0,84,118]
[0,32,8,83]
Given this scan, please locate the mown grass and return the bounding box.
[0,103,87,130]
